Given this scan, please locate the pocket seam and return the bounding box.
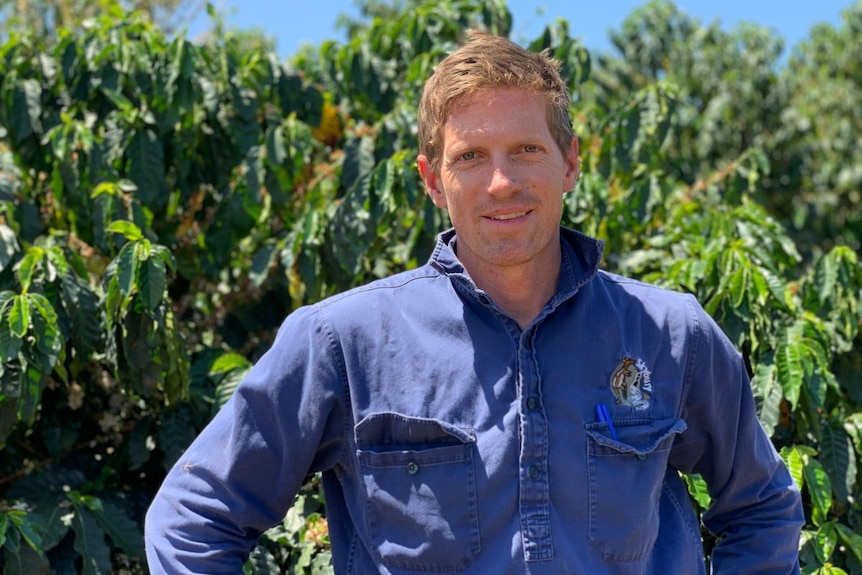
[586,418,686,561]
[358,422,481,571]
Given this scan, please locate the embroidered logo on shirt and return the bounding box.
[610,356,652,410]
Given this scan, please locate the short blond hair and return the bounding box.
[417,30,573,171]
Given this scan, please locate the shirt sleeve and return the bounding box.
[669,296,805,575]
[144,305,347,574]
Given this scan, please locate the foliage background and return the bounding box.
[0,0,860,573]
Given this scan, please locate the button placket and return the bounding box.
[517,327,553,561]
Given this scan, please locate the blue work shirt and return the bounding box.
[145,227,804,574]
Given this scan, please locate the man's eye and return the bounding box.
[460,151,476,161]
[524,145,540,153]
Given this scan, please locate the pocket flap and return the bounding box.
[355,412,474,448]
[585,417,687,456]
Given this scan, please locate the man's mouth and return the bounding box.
[490,211,528,221]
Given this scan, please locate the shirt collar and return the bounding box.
[429,227,604,299]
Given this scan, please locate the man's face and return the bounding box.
[417,88,579,275]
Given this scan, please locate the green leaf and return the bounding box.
[158,409,197,470]
[3,520,19,554]
[17,359,44,423]
[760,267,791,311]
[101,88,134,113]
[139,253,167,313]
[28,294,62,373]
[0,291,14,312]
[727,265,748,309]
[90,181,120,199]
[44,246,69,278]
[116,242,139,299]
[11,512,42,553]
[819,424,855,502]
[210,352,253,376]
[328,171,373,278]
[0,360,24,400]
[8,295,31,338]
[91,500,146,561]
[29,496,71,550]
[106,220,143,242]
[71,507,111,575]
[812,566,849,575]
[813,249,839,306]
[751,360,782,435]
[245,545,281,575]
[813,522,838,565]
[127,417,154,472]
[2,540,50,575]
[0,224,22,275]
[243,145,265,202]
[265,124,288,166]
[802,456,833,527]
[213,365,250,412]
[833,523,862,564]
[104,275,122,327]
[370,157,396,224]
[60,273,100,360]
[683,473,711,509]
[0,319,23,362]
[806,370,828,410]
[249,241,278,289]
[780,445,806,491]
[340,135,375,196]
[775,324,804,409]
[150,244,176,273]
[127,129,166,208]
[10,79,42,144]
[0,512,7,547]
[844,413,862,451]
[45,124,68,163]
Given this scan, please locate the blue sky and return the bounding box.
[188,1,854,58]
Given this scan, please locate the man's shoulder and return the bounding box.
[592,269,701,317]
[276,264,448,343]
[595,270,692,299]
[316,264,445,311]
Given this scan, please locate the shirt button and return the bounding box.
[406,462,419,474]
[527,397,538,410]
[637,454,647,461]
[529,465,540,479]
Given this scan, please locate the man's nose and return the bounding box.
[487,160,519,195]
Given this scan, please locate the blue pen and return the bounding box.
[596,403,619,441]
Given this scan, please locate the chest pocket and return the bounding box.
[355,412,480,572]
[584,417,687,562]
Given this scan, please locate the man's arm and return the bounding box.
[145,306,346,574]
[670,297,805,574]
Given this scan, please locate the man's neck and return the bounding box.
[463,248,562,331]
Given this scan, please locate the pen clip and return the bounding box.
[595,403,619,442]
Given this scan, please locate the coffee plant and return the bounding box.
[0,1,859,573]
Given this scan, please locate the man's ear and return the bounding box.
[563,136,580,192]
[417,155,447,209]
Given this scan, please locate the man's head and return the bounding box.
[415,31,580,284]
[417,30,574,172]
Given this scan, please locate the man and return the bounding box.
[145,31,804,574]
